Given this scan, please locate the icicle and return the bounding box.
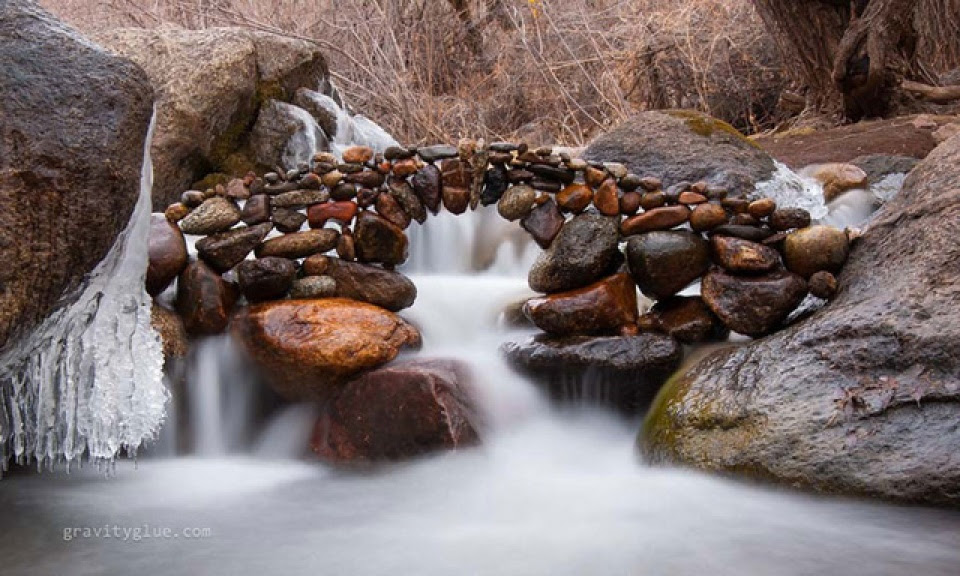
[0,109,167,472]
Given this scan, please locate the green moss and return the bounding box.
[255,80,285,107]
[220,151,257,177]
[192,172,231,191]
[639,366,694,458]
[664,109,762,149]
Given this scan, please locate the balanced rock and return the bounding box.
[621,205,690,235]
[783,225,850,278]
[175,260,239,335]
[701,268,807,337]
[231,298,421,400]
[710,235,781,273]
[521,198,564,248]
[528,212,620,293]
[147,215,189,296]
[644,296,727,344]
[315,257,417,311]
[236,257,296,302]
[626,231,710,300]
[354,211,409,265]
[523,273,638,336]
[311,359,480,463]
[498,185,537,221]
[196,222,273,273]
[255,229,338,259]
[411,164,442,214]
[179,197,241,235]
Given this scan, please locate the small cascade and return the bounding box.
[291,87,398,160]
[756,161,829,220]
[281,104,327,170]
[0,111,166,470]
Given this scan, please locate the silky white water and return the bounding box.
[2,103,953,573]
[2,199,960,575]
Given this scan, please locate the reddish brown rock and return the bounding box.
[342,145,374,164]
[710,235,781,273]
[701,268,808,337]
[255,229,338,259]
[809,270,839,299]
[678,191,708,205]
[748,198,776,219]
[231,298,421,400]
[621,205,690,236]
[375,191,411,229]
[521,198,564,248]
[391,157,418,177]
[336,229,356,261]
[524,273,638,336]
[225,178,249,200]
[645,296,727,344]
[175,260,239,335]
[556,183,594,213]
[594,178,620,216]
[441,185,470,215]
[307,201,358,228]
[769,207,812,231]
[620,191,642,215]
[147,214,189,296]
[689,203,727,232]
[354,210,409,265]
[640,192,667,210]
[311,359,479,463]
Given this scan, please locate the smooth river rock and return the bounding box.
[232,298,421,400]
[701,268,807,337]
[354,211,409,266]
[175,260,240,336]
[313,257,417,311]
[709,235,781,273]
[311,359,480,463]
[641,133,960,505]
[625,231,710,300]
[782,225,850,278]
[236,257,296,302]
[528,212,620,293]
[147,215,189,296]
[523,273,638,336]
[196,222,273,273]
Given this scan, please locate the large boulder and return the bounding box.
[311,359,480,463]
[642,134,960,505]
[95,27,331,208]
[231,298,421,400]
[502,333,682,412]
[583,110,776,196]
[0,0,154,351]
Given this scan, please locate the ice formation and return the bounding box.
[0,113,166,471]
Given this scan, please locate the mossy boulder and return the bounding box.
[95,27,330,209]
[640,134,960,506]
[583,110,775,196]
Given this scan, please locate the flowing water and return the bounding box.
[2,113,957,574]
[2,203,959,575]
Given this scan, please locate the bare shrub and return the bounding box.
[41,0,785,144]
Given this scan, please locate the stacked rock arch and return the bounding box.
[149,139,853,427]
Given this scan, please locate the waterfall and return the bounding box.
[0,111,166,470]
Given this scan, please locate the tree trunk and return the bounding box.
[751,0,923,120]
